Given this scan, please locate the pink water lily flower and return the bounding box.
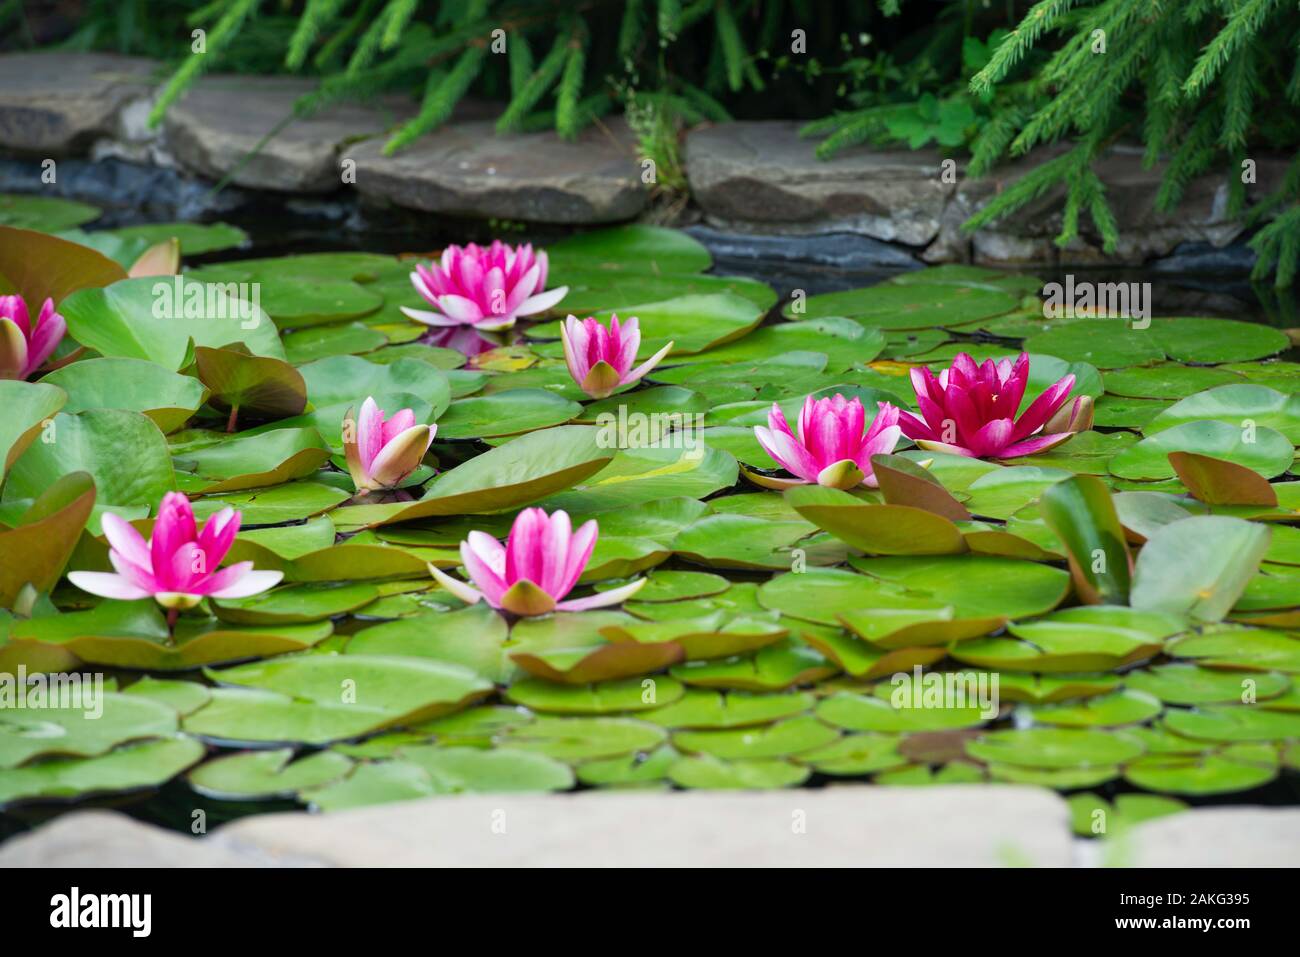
[899,352,1083,458]
[67,492,282,610]
[428,508,646,617]
[402,241,568,332]
[751,394,903,490]
[560,314,674,399]
[343,397,437,492]
[0,294,66,380]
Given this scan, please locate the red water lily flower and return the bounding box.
[898,352,1086,458]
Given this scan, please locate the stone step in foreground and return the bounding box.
[3,787,1296,867]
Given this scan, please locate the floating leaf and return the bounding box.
[1130,516,1271,622]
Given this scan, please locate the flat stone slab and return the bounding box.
[0,810,257,868]
[1121,807,1300,867]
[164,75,413,194]
[0,52,158,156]
[350,119,647,224]
[685,121,954,246]
[1,785,1073,867]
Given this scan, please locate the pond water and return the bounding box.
[2,171,1300,842]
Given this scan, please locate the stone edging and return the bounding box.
[0,52,1285,267]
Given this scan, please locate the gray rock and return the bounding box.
[164,75,412,194]
[0,811,257,868]
[936,144,1291,266]
[685,121,954,246]
[220,784,1072,867]
[349,118,647,224]
[0,53,158,156]
[1118,807,1300,867]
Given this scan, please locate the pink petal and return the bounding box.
[968,418,1016,457]
[428,563,488,606]
[437,294,486,324]
[561,316,591,383]
[896,408,938,442]
[1012,374,1076,442]
[382,409,417,443]
[504,508,554,590]
[556,577,647,612]
[150,492,197,586]
[461,532,508,605]
[66,571,152,601]
[621,338,673,385]
[400,306,461,327]
[356,397,385,473]
[101,512,152,571]
[23,300,64,376]
[207,566,284,599]
[514,285,568,318]
[994,432,1076,458]
[754,424,818,482]
[196,507,240,568]
[555,518,597,600]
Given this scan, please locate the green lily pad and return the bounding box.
[1039,475,1132,604]
[61,276,284,369]
[669,638,836,691]
[396,743,574,792]
[673,714,839,760]
[1149,317,1289,364]
[336,425,612,527]
[188,748,354,799]
[0,194,100,230]
[816,692,990,732]
[1126,663,1289,705]
[0,380,65,488]
[0,735,204,808]
[1109,421,1293,481]
[173,427,331,494]
[0,691,178,768]
[41,358,207,434]
[966,728,1144,769]
[499,715,667,761]
[4,409,174,534]
[1161,704,1300,742]
[785,486,967,556]
[193,345,307,422]
[785,282,1018,329]
[639,688,815,729]
[953,605,1180,672]
[575,745,680,786]
[1145,384,1300,443]
[0,471,96,609]
[1166,626,1300,673]
[1130,515,1271,622]
[1103,364,1245,399]
[667,754,810,789]
[505,676,685,714]
[1123,753,1277,795]
[438,389,580,439]
[183,654,492,744]
[344,603,512,683]
[1027,689,1163,728]
[213,582,379,625]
